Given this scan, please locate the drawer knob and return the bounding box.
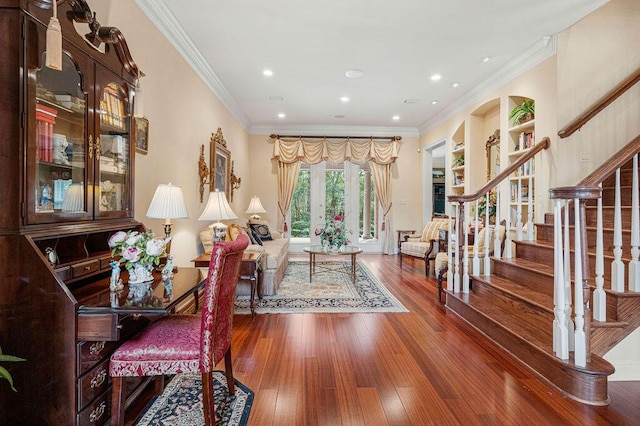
[89,341,105,355]
[90,369,107,389]
[89,401,106,423]
[84,266,91,271]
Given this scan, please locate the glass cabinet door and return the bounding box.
[96,70,132,218]
[28,43,91,224]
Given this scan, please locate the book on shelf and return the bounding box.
[36,103,57,163]
[518,131,535,151]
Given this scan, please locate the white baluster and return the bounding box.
[463,207,470,293]
[446,204,454,292]
[453,203,460,293]
[483,191,492,276]
[527,170,534,241]
[573,198,586,367]
[553,199,569,359]
[564,200,574,351]
[516,176,523,240]
[629,155,640,292]
[504,185,512,259]
[472,199,480,275]
[493,187,502,262]
[611,168,625,292]
[594,183,606,321]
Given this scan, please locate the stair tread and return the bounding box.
[473,274,554,311]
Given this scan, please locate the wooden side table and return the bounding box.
[191,251,264,316]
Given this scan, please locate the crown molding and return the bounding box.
[135,0,252,130]
[418,35,557,135]
[249,124,420,139]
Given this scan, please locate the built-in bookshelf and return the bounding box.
[450,121,466,194]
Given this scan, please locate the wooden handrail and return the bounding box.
[448,137,551,204]
[558,67,640,139]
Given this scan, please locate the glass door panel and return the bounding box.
[97,80,131,216]
[33,51,87,218]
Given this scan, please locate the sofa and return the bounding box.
[399,217,452,277]
[199,220,289,296]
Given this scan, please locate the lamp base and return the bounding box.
[210,222,228,243]
[249,214,261,220]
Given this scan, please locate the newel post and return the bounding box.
[549,186,601,366]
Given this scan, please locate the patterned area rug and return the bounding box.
[235,260,408,314]
[135,372,253,426]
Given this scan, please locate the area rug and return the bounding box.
[235,260,408,314]
[135,372,254,426]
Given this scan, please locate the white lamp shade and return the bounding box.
[146,184,189,220]
[199,189,238,221]
[61,183,84,212]
[245,196,267,215]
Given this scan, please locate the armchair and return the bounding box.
[399,217,452,277]
[109,235,249,425]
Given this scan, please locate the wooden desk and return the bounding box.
[192,251,264,316]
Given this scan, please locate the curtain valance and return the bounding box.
[272,137,401,165]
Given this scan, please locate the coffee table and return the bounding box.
[303,245,363,282]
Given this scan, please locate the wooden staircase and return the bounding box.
[445,158,640,406]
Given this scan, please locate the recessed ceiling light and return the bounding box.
[334,114,345,119]
[277,113,285,118]
[345,69,364,78]
[431,99,438,105]
[451,82,460,88]
[481,56,491,63]
[430,74,442,81]
[263,69,274,76]
[392,115,400,121]
[340,96,350,102]
[403,98,420,104]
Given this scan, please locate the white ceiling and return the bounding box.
[137,0,607,136]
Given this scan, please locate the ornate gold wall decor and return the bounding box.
[198,144,209,203]
[229,161,241,202]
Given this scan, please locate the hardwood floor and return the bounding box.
[124,254,638,424]
[225,254,639,426]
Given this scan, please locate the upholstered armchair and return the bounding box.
[399,217,452,277]
[109,235,249,426]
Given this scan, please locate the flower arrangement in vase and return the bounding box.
[315,215,351,251]
[108,229,168,284]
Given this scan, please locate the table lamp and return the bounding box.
[61,183,84,212]
[245,196,267,220]
[199,189,238,242]
[146,183,189,245]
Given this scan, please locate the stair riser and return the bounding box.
[535,224,631,253]
[471,278,554,319]
[592,297,640,355]
[584,207,632,227]
[446,295,610,405]
[491,261,554,293]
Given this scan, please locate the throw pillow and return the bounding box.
[228,223,243,241]
[250,227,263,246]
[249,223,273,241]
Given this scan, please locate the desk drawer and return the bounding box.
[77,340,116,375]
[77,388,109,426]
[72,259,100,279]
[78,313,119,341]
[78,358,110,411]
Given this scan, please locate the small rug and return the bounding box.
[235,260,408,314]
[135,372,254,426]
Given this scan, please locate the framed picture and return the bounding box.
[134,117,149,155]
[210,128,231,200]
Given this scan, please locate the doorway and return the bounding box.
[422,139,447,224]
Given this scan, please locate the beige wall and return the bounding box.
[102,2,251,267]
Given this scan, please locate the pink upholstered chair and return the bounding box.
[109,234,249,426]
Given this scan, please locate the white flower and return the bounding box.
[146,238,166,257]
[108,231,127,248]
[125,231,141,246]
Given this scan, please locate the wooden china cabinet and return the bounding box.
[0,1,157,424]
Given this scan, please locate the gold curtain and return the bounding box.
[272,137,401,254]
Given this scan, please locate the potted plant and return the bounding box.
[0,345,25,392]
[509,99,535,126]
[452,154,465,168]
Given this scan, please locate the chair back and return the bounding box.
[199,234,249,372]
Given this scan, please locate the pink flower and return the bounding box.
[108,231,127,248]
[334,215,341,221]
[122,247,141,263]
